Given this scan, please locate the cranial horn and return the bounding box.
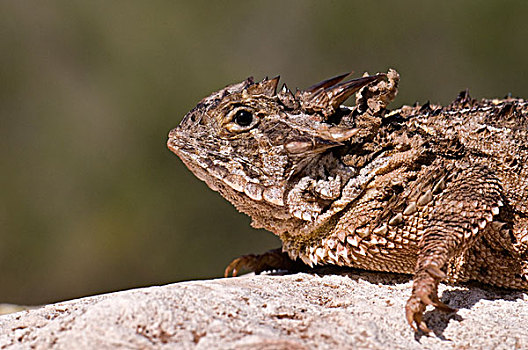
[264,75,280,96]
[300,74,385,116]
[326,74,383,106]
[304,72,351,93]
[278,83,299,109]
[244,76,255,87]
[246,76,280,97]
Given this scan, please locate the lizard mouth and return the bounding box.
[167,128,181,153]
[167,128,209,181]
[168,127,288,206]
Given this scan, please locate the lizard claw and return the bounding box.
[416,289,456,312]
[405,266,456,332]
[224,254,258,277]
[406,293,431,333]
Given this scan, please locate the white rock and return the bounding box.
[0,272,526,349]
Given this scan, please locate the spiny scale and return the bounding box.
[167,68,528,333]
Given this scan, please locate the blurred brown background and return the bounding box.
[1,1,527,305]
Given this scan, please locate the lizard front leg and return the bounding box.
[224,248,308,277]
[406,165,504,332]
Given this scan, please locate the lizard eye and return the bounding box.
[225,107,258,133]
[234,110,253,126]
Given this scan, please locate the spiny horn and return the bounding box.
[305,72,351,93]
[246,76,280,96]
[300,74,385,116]
[266,75,280,95]
[284,125,359,155]
[277,83,299,109]
[325,74,383,107]
[285,137,341,155]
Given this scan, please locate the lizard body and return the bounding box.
[167,69,528,332]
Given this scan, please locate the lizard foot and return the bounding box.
[405,265,456,333]
[224,248,304,277]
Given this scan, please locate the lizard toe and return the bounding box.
[405,295,431,333]
[224,255,258,277]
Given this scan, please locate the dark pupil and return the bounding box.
[234,110,253,126]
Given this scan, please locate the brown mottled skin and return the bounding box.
[167,69,528,333]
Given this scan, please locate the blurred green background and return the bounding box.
[1,1,527,305]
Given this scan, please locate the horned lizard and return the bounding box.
[167,69,528,332]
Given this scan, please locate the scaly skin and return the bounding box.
[167,69,528,333]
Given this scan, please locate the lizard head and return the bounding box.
[168,71,397,234]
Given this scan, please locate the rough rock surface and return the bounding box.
[0,271,526,349]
